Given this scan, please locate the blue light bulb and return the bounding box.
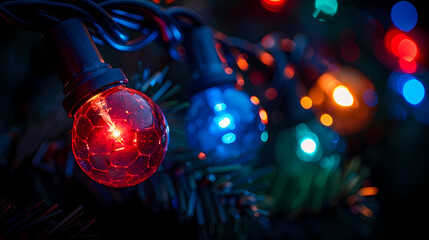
[186,85,266,164]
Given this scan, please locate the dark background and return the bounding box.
[1,0,429,239]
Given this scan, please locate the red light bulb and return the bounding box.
[41,19,169,187]
[72,85,169,187]
[261,0,286,12]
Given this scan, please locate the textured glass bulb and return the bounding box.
[72,85,169,187]
[187,85,267,165]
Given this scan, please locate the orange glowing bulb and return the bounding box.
[237,54,249,71]
[300,96,313,109]
[320,114,333,126]
[333,85,354,107]
[259,52,275,66]
[259,109,269,124]
[307,66,377,135]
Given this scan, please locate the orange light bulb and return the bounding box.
[307,66,377,135]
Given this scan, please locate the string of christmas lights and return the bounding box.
[1,0,427,239]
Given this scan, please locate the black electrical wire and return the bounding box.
[99,0,182,44]
[0,0,255,62]
[33,9,63,27]
[53,0,129,42]
[0,5,41,31]
[0,1,94,30]
[97,0,186,59]
[165,6,204,29]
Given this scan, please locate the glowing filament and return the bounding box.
[112,130,121,138]
[93,98,123,143]
[333,85,354,106]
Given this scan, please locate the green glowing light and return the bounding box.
[313,0,338,19]
[300,138,317,154]
[295,124,322,162]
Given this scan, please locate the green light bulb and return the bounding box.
[313,0,338,19]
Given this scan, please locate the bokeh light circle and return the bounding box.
[391,1,418,32]
[307,66,377,135]
[402,79,425,105]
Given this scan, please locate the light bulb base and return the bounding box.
[186,26,236,94]
[42,18,128,117]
